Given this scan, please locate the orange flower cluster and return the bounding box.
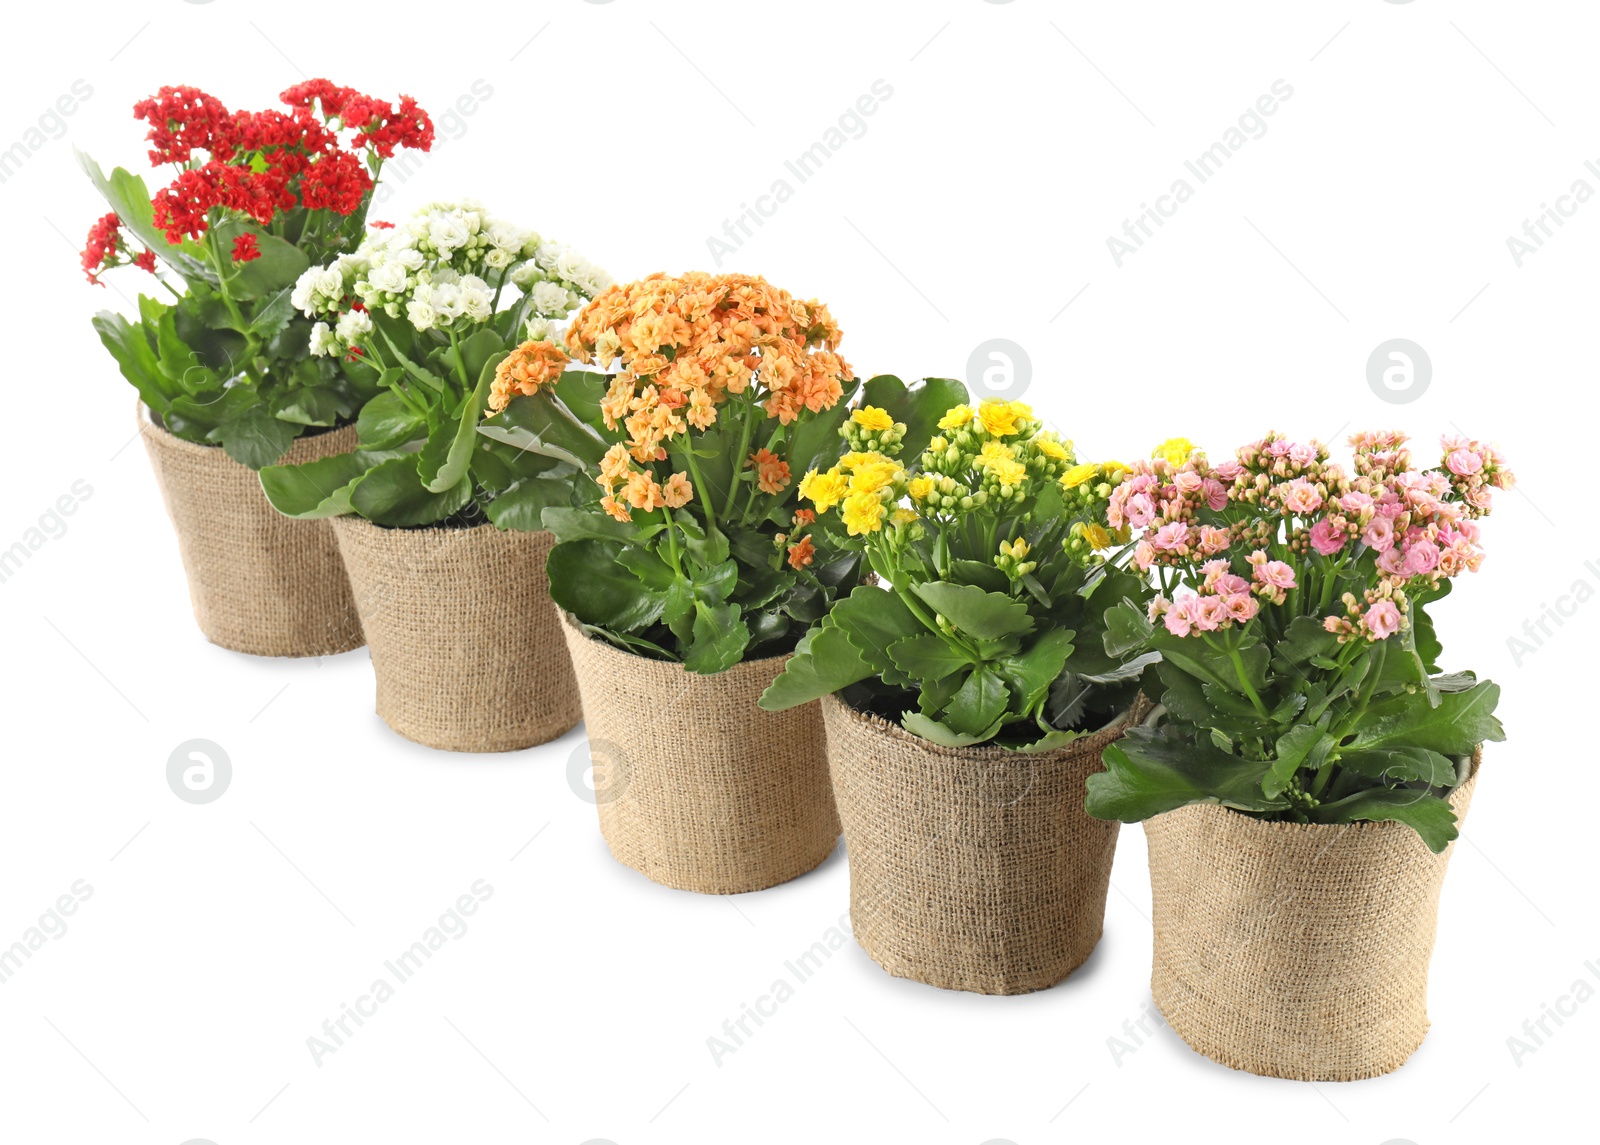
[488,338,570,412]
[595,442,696,523]
[564,272,853,463]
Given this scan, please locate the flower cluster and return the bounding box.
[798,443,910,537]
[291,200,609,359]
[136,82,432,245]
[489,338,571,412]
[594,442,698,524]
[81,212,157,285]
[564,273,853,463]
[1114,431,1514,643]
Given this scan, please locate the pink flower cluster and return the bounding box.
[1106,460,1232,572]
[1147,554,1298,636]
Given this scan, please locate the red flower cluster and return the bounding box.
[231,233,261,264]
[81,211,156,286]
[127,81,434,245]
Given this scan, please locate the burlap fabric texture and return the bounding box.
[561,614,840,894]
[332,519,580,752]
[1144,750,1482,1080]
[139,408,363,657]
[822,693,1144,995]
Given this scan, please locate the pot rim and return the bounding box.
[559,608,794,676]
[1154,745,1483,838]
[137,400,354,451]
[822,689,1141,763]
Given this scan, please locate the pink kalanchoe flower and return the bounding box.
[1198,525,1232,555]
[1377,547,1407,576]
[1363,515,1395,552]
[1203,477,1230,511]
[1288,442,1316,467]
[1445,447,1484,477]
[1164,597,1194,636]
[1254,559,1297,592]
[1339,490,1374,515]
[1363,600,1402,640]
[1152,522,1190,552]
[1281,478,1323,515]
[1193,596,1228,632]
[1222,593,1259,624]
[1147,595,1171,623]
[1174,470,1203,495]
[1403,539,1440,576]
[1125,492,1156,529]
[1213,460,1243,482]
[1310,517,1347,557]
[1134,539,1156,571]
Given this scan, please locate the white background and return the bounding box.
[1,2,1589,1143]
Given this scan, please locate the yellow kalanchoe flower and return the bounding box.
[846,454,901,495]
[1033,436,1072,461]
[937,405,974,431]
[840,490,888,535]
[1060,462,1099,490]
[977,398,1028,438]
[999,537,1031,561]
[891,507,918,526]
[798,467,848,512]
[851,405,895,432]
[907,475,935,502]
[1152,437,1196,466]
[1077,522,1112,550]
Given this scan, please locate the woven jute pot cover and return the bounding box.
[822,693,1143,995]
[139,408,363,658]
[1144,749,1482,1081]
[332,519,580,752]
[561,614,840,894]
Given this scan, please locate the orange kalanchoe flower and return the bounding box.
[563,271,852,462]
[662,471,695,509]
[786,535,816,571]
[750,447,791,495]
[488,338,569,412]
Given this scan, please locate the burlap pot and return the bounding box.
[332,519,580,752]
[139,407,363,657]
[822,694,1143,995]
[561,615,840,894]
[1145,751,1482,1081]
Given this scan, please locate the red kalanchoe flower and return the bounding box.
[81,212,122,285]
[231,233,261,263]
[132,249,158,273]
[133,85,233,164]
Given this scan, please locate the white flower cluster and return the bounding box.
[290,199,611,358]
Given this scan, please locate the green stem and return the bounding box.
[1223,634,1271,719]
[723,392,757,518]
[679,445,719,529]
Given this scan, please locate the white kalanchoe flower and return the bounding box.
[524,316,555,342]
[308,321,339,357]
[509,262,543,291]
[335,309,373,346]
[532,279,573,318]
[459,275,494,322]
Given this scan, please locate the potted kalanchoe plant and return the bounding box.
[760,396,1155,994]
[1084,431,1512,1079]
[259,199,611,752]
[479,271,865,893]
[81,80,433,656]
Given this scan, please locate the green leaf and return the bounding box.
[899,710,1005,748]
[827,587,924,679]
[483,477,571,531]
[1084,727,1288,822]
[1348,680,1504,755]
[1274,615,1340,669]
[758,624,876,710]
[211,406,299,470]
[911,581,1033,640]
[1312,788,1459,853]
[887,634,971,684]
[1102,598,1154,658]
[357,388,426,449]
[260,449,402,518]
[480,392,610,467]
[948,558,1010,594]
[944,666,1009,735]
[214,219,309,300]
[684,601,750,674]
[420,351,501,493]
[616,547,680,592]
[93,310,175,413]
[1336,747,1457,787]
[540,505,648,545]
[1264,723,1329,799]
[246,286,297,341]
[348,456,471,526]
[993,628,1076,714]
[271,386,342,427]
[546,538,666,632]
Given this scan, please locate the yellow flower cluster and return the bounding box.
[564,272,854,463]
[798,449,908,536]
